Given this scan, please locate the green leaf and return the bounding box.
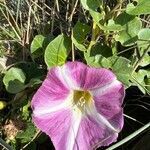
[80,0,101,10]
[109,56,133,87]
[3,67,26,93]
[145,77,150,92]
[12,91,27,108]
[114,13,142,46]
[27,78,42,88]
[138,28,150,41]
[22,102,30,120]
[17,62,44,83]
[85,53,111,68]
[84,43,112,68]
[132,69,149,94]
[80,0,104,23]
[137,29,150,67]
[97,13,134,31]
[72,22,90,51]
[44,34,71,68]
[133,70,147,82]
[16,123,36,143]
[115,12,135,25]
[126,0,150,15]
[30,35,45,54]
[137,28,150,50]
[90,43,113,57]
[30,35,53,58]
[104,19,124,31]
[126,3,136,14]
[90,11,104,24]
[140,53,150,67]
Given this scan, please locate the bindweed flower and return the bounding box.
[31,61,125,150]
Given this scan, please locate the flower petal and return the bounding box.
[33,105,84,150]
[31,61,125,150]
[66,108,82,150]
[70,97,123,150]
[31,67,70,116]
[32,109,73,149]
[56,64,79,90]
[91,80,125,130]
[75,115,118,150]
[33,103,119,150]
[62,61,117,90]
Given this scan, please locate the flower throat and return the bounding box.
[73,90,92,111]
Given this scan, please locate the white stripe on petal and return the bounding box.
[86,103,119,133]
[33,102,68,116]
[91,79,120,96]
[33,92,73,116]
[66,107,82,150]
[57,65,80,90]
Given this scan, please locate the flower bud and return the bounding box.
[0,101,7,110]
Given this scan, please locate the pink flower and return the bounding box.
[31,61,125,150]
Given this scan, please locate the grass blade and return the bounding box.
[0,137,13,150]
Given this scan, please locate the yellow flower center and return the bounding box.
[73,90,92,112]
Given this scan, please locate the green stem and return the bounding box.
[20,130,41,150]
[106,122,150,150]
[132,44,150,74]
[103,0,124,23]
[87,22,97,52]
[131,76,150,95]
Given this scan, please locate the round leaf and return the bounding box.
[3,67,26,93]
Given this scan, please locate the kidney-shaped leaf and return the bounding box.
[3,67,26,93]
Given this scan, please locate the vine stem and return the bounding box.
[71,30,75,62]
[20,130,41,150]
[106,122,150,150]
[132,44,150,74]
[68,0,79,32]
[103,0,124,22]
[87,22,97,52]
